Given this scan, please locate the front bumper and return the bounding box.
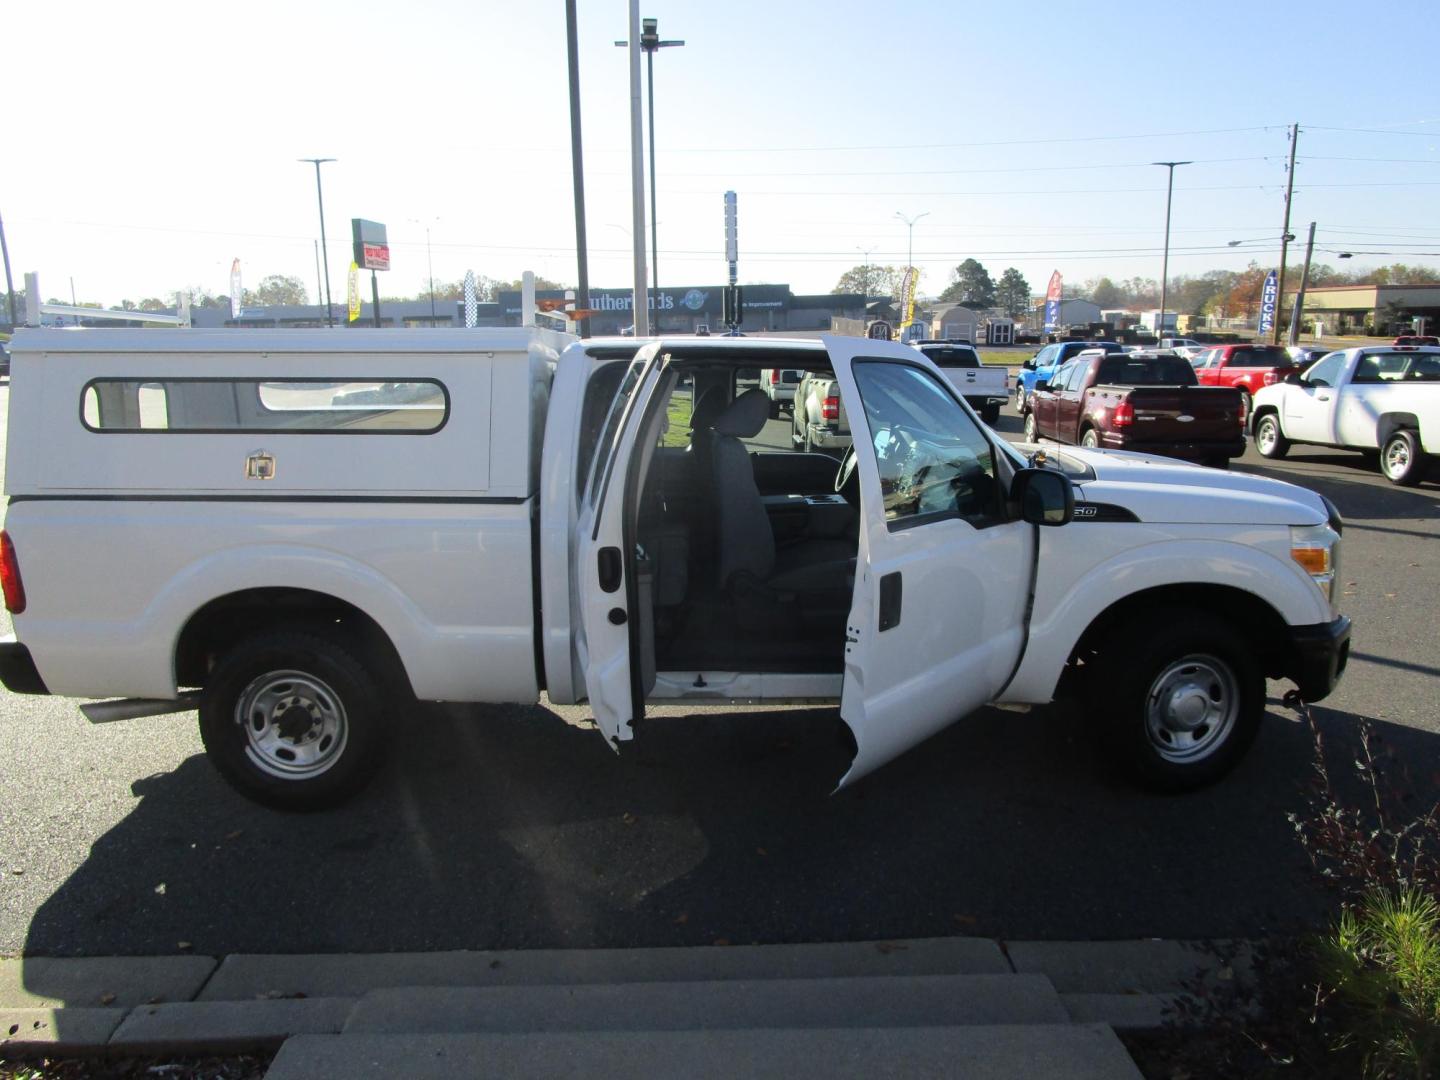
[1283,615,1351,702]
[0,637,50,695]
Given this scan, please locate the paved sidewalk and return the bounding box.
[0,937,1250,1075]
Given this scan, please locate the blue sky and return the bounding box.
[6,0,1438,307]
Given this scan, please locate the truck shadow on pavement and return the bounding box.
[23,693,1439,971]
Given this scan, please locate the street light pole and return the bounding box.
[894,210,929,275]
[856,246,875,299]
[299,158,336,326]
[617,18,683,328]
[1152,161,1191,340]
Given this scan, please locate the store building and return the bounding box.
[1293,283,1440,336]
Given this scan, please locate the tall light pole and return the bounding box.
[409,218,439,321]
[856,245,876,299]
[894,210,929,275]
[1152,161,1191,339]
[617,16,684,327]
[299,158,336,326]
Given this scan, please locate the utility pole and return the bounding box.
[299,158,337,326]
[1152,161,1191,340]
[1288,221,1317,347]
[565,0,591,338]
[624,1,648,336]
[0,208,17,327]
[1273,123,1299,345]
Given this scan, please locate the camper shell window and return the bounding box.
[80,378,449,434]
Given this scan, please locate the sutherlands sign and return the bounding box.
[351,219,390,272]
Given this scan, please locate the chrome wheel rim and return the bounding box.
[1144,654,1238,764]
[1384,438,1409,477]
[235,670,348,780]
[1082,430,1098,448]
[1024,414,1036,441]
[1257,418,1277,454]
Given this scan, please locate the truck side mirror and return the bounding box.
[1012,468,1074,526]
[1283,372,1303,386]
[1023,359,1036,370]
[1033,379,1050,393]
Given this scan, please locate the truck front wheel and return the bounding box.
[1254,414,1289,459]
[199,630,386,811]
[1092,611,1262,792]
[1381,428,1426,486]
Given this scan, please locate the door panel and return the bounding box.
[574,342,666,746]
[820,335,1032,786]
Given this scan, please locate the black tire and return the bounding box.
[1254,413,1290,460]
[1015,385,1027,414]
[981,402,1001,425]
[1203,456,1231,470]
[1090,610,1263,792]
[1237,388,1253,425]
[1380,428,1426,486]
[1080,428,1100,449]
[199,630,388,811]
[768,400,781,420]
[1023,411,1038,442]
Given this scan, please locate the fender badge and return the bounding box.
[1176,415,1195,423]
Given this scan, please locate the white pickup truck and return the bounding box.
[0,327,1350,810]
[1250,344,1439,485]
[911,341,1008,424]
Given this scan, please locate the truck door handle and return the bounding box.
[1317,394,1331,401]
[878,572,902,632]
[597,547,623,593]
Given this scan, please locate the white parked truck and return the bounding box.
[0,328,1350,809]
[1250,344,1439,485]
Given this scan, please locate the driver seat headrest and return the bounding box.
[712,388,770,439]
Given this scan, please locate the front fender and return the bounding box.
[999,533,1333,704]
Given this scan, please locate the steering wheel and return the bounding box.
[834,444,859,494]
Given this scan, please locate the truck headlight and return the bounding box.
[1290,523,1340,601]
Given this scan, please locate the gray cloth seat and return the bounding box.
[709,389,855,594]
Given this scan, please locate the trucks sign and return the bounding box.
[351,219,390,272]
[1258,269,1278,335]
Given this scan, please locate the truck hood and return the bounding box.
[1060,447,1329,526]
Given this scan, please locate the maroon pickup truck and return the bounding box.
[1024,350,1247,467]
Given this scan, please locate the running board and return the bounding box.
[80,695,199,724]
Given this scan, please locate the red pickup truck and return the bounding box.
[1025,350,1247,467]
[1189,344,1301,416]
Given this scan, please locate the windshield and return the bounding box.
[1096,356,1198,386]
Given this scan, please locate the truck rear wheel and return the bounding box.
[199,630,386,811]
[1254,414,1289,459]
[1091,610,1262,792]
[1081,428,1100,449]
[981,402,1000,425]
[1381,428,1426,486]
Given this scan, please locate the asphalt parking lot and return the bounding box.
[2,381,1438,959]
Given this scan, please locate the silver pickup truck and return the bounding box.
[790,371,852,454]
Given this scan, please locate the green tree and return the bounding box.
[834,264,904,299]
[244,274,309,307]
[938,259,996,308]
[1085,276,1124,308]
[483,276,568,300]
[995,268,1031,319]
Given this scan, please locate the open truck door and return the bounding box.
[820,334,1034,786]
[572,341,672,747]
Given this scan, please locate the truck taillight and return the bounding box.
[1113,401,1135,428]
[769,370,778,384]
[822,394,839,421]
[0,530,26,615]
[1263,371,1278,386]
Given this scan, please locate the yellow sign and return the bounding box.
[347,262,361,323]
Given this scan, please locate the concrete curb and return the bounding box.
[0,937,1255,1058]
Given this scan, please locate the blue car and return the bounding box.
[1014,340,1124,413]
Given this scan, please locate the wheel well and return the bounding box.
[1064,584,1290,690]
[174,588,413,698]
[1377,412,1419,445]
[1250,404,1279,435]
